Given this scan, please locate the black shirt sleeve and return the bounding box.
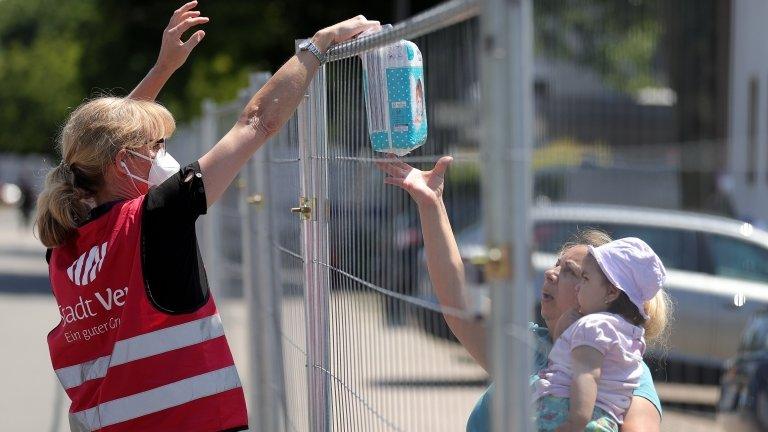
[142,162,210,314]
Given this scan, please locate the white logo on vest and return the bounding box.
[66,242,108,286]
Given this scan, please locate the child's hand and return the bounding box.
[375,155,453,207]
[155,1,209,73]
[553,307,582,339]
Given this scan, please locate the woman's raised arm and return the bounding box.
[129,1,209,101]
[377,157,490,372]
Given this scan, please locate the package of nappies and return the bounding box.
[360,26,427,156]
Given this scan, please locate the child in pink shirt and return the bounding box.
[532,237,669,432]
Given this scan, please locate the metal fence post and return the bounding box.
[311,59,333,432]
[201,98,223,299]
[296,41,332,432]
[240,71,288,432]
[269,125,292,432]
[481,0,535,431]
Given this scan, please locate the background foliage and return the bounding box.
[0,0,674,154]
[0,0,406,153]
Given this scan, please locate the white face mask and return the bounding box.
[121,148,181,187]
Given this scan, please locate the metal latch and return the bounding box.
[291,197,315,220]
[469,245,511,281]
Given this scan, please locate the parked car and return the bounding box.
[415,203,768,381]
[717,309,768,431]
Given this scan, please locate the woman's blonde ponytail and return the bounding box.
[34,164,91,248]
[33,96,175,248]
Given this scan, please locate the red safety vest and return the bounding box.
[47,196,248,432]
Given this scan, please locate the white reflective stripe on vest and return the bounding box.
[56,355,113,389]
[69,365,242,431]
[55,314,225,389]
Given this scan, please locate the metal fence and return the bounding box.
[168,0,535,430]
[6,0,762,429]
[527,0,742,390]
[248,1,525,430]
[166,0,743,430]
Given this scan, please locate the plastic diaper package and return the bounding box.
[360,26,428,156]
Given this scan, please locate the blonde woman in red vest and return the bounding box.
[35,2,380,430]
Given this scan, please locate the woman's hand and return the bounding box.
[311,15,381,52]
[376,156,453,207]
[154,1,209,73]
[129,1,208,100]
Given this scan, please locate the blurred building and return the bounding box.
[727,0,768,227]
[532,0,732,214]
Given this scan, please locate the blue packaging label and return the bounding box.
[361,38,428,156]
[387,67,428,150]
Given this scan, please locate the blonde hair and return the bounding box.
[643,289,673,349]
[35,97,175,248]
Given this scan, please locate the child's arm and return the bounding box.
[129,1,208,101]
[556,345,605,432]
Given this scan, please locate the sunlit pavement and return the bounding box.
[0,206,66,432]
[0,207,723,431]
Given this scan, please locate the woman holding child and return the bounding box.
[376,156,671,432]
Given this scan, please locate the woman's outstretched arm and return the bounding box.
[129,1,208,101]
[198,16,379,206]
[377,157,490,372]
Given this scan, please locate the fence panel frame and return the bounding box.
[241,71,290,432]
[200,99,223,299]
[480,0,535,431]
[261,2,532,429]
[296,43,333,432]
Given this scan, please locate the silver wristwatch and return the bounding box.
[299,38,325,64]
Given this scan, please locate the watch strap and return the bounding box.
[301,39,325,64]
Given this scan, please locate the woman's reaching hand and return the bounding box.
[376,155,453,207]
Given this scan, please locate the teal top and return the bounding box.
[465,323,662,432]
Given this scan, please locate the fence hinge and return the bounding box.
[291,196,315,221]
[470,245,511,281]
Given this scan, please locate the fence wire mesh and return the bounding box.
[164,0,748,430]
[528,0,732,390]
[266,117,310,432]
[316,16,486,432]
[169,1,530,429]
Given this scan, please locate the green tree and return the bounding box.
[0,0,431,155]
[0,0,98,153]
[535,0,665,94]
